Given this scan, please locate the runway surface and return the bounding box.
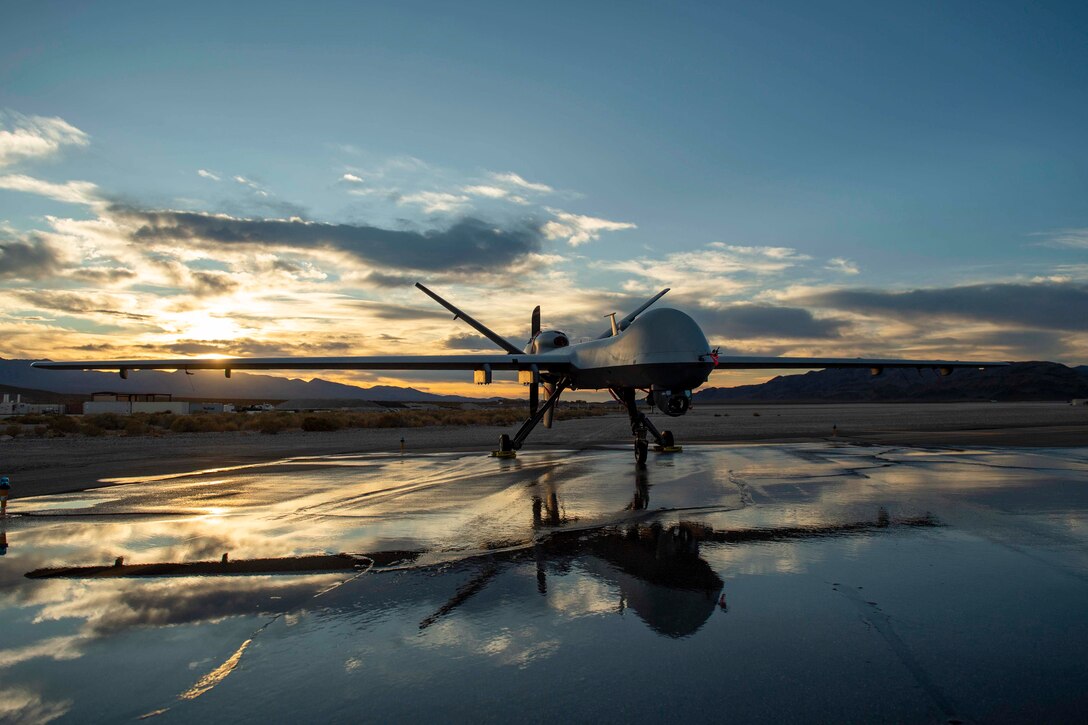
[2,443,1088,722]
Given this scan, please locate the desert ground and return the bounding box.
[2,401,1086,497]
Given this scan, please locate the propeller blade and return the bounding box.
[415,282,522,354]
[531,305,541,338]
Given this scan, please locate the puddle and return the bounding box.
[2,444,1088,721]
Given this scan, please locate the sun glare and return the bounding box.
[166,310,244,342]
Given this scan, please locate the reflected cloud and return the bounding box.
[31,575,341,636]
[0,636,83,670]
[1,444,1085,720]
[0,687,72,724]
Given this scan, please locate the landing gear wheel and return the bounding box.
[635,439,648,466]
[492,433,517,458]
[655,429,682,454]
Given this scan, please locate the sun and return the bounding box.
[165,309,245,342]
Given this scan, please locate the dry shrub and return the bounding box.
[170,416,200,433]
[26,403,614,438]
[302,415,341,432]
[87,412,129,430]
[49,416,80,434]
[258,417,288,435]
[125,419,149,436]
[147,413,176,429]
[13,413,49,424]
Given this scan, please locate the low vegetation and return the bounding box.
[1,405,614,438]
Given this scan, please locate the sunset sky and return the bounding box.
[2,1,1086,397]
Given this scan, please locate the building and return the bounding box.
[0,394,66,417]
[189,402,235,414]
[84,392,189,416]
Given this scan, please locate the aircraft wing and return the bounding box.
[712,356,1008,372]
[30,354,571,375]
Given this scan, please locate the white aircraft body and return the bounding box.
[32,284,1007,462]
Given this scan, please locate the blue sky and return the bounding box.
[1,1,1086,394]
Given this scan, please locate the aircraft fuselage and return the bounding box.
[562,307,715,392]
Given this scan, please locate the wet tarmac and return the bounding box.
[1,443,1087,722]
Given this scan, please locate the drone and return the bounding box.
[32,284,1006,463]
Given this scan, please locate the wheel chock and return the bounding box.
[491,450,517,458]
[654,445,683,453]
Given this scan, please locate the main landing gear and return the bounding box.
[492,378,571,458]
[613,387,682,466]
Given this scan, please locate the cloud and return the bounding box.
[488,172,552,193]
[197,169,221,181]
[1033,228,1088,249]
[443,333,493,350]
[695,304,844,340]
[0,174,100,205]
[797,281,1088,332]
[0,687,71,724]
[346,299,454,321]
[542,209,636,246]
[398,191,470,214]
[231,174,270,197]
[0,239,62,279]
[364,271,415,288]
[341,173,363,183]
[35,575,336,637]
[0,111,88,168]
[119,208,543,272]
[463,185,509,199]
[71,337,358,357]
[67,266,137,283]
[825,257,859,275]
[190,270,240,296]
[14,289,153,321]
[0,636,83,669]
[951,329,1070,360]
[606,243,811,298]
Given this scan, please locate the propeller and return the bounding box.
[529,306,540,415]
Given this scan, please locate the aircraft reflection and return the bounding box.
[27,512,934,643]
[532,492,564,528]
[23,454,937,642]
[536,522,724,637]
[626,467,650,511]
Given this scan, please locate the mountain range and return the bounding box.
[694,361,1088,403]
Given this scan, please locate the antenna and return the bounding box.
[605,312,619,337]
